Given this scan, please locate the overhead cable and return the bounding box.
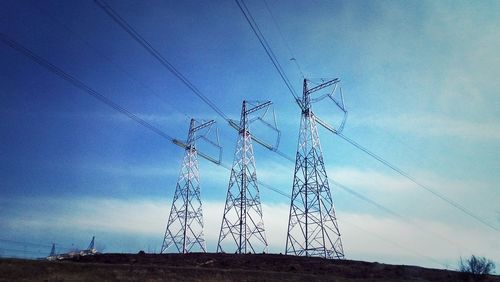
[235,0,300,102]
[1,33,440,263]
[94,0,229,121]
[0,32,281,199]
[235,0,499,233]
[263,0,305,79]
[336,133,499,233]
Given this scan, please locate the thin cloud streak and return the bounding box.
[349,112,500,142]
[2,196,498,269]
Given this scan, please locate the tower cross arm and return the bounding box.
[244,101,272,115]
[305,78,340,95]
[172,134,220,165]
[192,120,216,133]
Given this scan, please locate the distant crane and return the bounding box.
[161,119,220,253]
[286,78,346,259]
[217,100,278,254]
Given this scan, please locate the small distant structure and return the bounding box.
[49,243,56,257]
[81,236,97,256]
[46,236,98,261]
[45,243,57,260]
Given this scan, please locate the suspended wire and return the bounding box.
[0,32,286,203]
[2,4,487,264]
[222,166,448,266]
[0,238,74,251]
[59,0,291,199]
[93,0,498,248]
[337,133,499,233]
[87,1,498,262]
[217,162,290,198]
[0,238,51,249]
[0,33,184,147]
[31,1,192,123]
[236,1,499,234]
[331,180,473,254]
[234,0,300,102]
[94,0,229,122]
[341,220,447,268]
[263,0,305,79]
[0,247,46,256]
[331,180,401,219]
[0,33,443,264]
[94,0,289,156]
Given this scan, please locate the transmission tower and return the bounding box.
[87,236,95,251]
[217,101,272,254]
[161,119,218,254]
[49,243,56,257]
[286,78,346,259]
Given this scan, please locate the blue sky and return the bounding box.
[1,0,499,269]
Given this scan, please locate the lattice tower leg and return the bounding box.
[161,122,206,253]
[217,102,268,254]
[285,111,344,259]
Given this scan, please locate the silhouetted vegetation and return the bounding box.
[2,253,500,281]
[459,255,496,281]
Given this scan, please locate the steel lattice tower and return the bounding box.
[161,119,215,254]
[49,243,56,257]
[217,101,269,254]
[286,79,345,259]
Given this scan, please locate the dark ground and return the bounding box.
[0,253,498,281]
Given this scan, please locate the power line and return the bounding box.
[0,247,46,256]
[235,0,499,234]
[234,0,300,102]
[94,0,289,155]
[0,32,283,202]
[94,0,229,122]
[0,33,189,157]
[94,0,498,243]
[0,238,51,249]
[31,1,192,123]
[217,162,290,199]
[263,0,305,79]
[2,3,487,265]
[90,0,498,262]
[0,32,444,264]
[0,238,75,251]
[331,180,402,219]
[341,220,447,269]
[331,180,472,254]
[337,133,499,233]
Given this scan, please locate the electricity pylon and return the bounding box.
[217,101,271,254]
[161,119,217,254]
[286,78,346,259]
[87,236,95,251]
[49,243,56,257]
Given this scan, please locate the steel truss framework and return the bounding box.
[161,119,215,254]
[286,79,345,259]
[217,101,269,254]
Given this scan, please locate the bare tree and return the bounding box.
[459,255,495,281]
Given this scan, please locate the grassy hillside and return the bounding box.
[0,253,498,281]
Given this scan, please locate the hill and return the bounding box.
[0,253,498,281]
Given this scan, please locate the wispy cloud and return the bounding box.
[0,109,193,128]
[2,195,498,268]
[78,162,179,178]
[330,166,415,192]
[349,112,500,142]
